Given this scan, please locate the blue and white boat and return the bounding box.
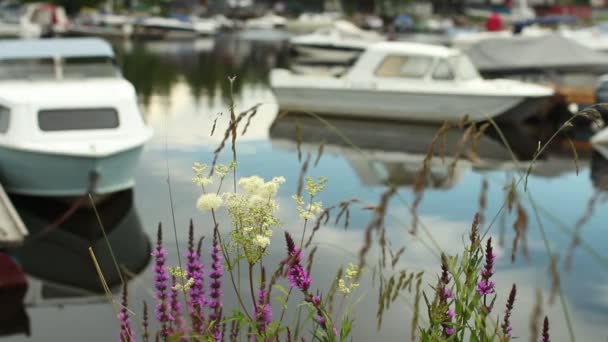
[0,38,153,196]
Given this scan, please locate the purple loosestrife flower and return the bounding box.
[255,289,273,340]
[446,309,456,319]
[118,285,135,342]
[142,301,149,342]
[541,316,550,342]
[186,221,206,333]
[151,224,173,338]
[437,255,455,338]
[501,284,517,339]
[477,238,496,297]
[208,237,224,341]
[284,232,312,292]
[169,275,183,334]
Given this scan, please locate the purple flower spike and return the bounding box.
[442,288,454,299]
[502,284,517,340]
[118,285,135,342]
[151,224,173,338]
[541,316,551,342]
[284,232,312,292]
[208,238,224,341]
[477,238,496,301]
[255,288,273,339]
[446,309,456,319]
[169,275,183,334]
[476,280,496,295]
[444,327,455,337]
[186,221,206,333]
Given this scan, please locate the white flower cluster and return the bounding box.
[197,193,223,211]
[338,263,360,295]
[192,162,237,188]
[293,195,323,220]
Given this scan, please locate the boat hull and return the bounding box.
[273,86,553,123]
[0,146,145,196]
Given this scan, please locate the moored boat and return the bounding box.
[271,42,556,123]
[0,38,153,196]
[290,20,384,64]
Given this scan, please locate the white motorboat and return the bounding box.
[271,42,555,123]
[133,16,218,39]
[69,13,134,39]
[244,13,287,30]
[0,38,153,196]
[290,20,384,64]
[286,12,342,34]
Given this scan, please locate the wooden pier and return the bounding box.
[0,182,27,246]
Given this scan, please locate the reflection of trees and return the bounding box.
[113,37,289,108]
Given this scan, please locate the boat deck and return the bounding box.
[0,182,27,246]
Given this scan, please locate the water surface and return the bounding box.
[2,34,608,341]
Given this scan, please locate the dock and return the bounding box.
[0,182,28,246]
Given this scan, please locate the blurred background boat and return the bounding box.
[272,42,556,123]
[289,20,384,64]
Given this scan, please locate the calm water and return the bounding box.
[2,33,608,341]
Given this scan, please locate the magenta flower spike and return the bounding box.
[186,221,206,333]
[284,232,312,292]
[477,238,496,298]
[169,275,183,335]
[151,224,173,338]
[541,317,551,342]
[255,288,273,340]
[118,284,135,342]
[208,236,224,341]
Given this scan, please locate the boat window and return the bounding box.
[449,54,480,80]
[0,106,9,133]
[0,57,118,80]
[375,55,432,78]
[0,58,55,80]
[38,108,119,131]
[63,57,119,78]
[432,60,454,81]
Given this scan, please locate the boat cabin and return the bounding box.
[347,42,482,82]
[0,38,150,158]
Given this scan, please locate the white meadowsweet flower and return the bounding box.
[193,176,213,186]
[197,193,223,211]
[248,194,267,207]
[215,164,231,178]
[192,162,207,175]
[243,226,254,233]
[238,176,265,195]
[253,235,271,248]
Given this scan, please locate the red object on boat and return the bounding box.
[0,252,26,289]
[485,12,504,32]
[0,252,29,337]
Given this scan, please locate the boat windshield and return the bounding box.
[449,54,480,80]
[0,57,119,80]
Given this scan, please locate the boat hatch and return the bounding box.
[38,108,119,131]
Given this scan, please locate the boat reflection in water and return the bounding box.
[269,113,592,189]
[0,189,150,338]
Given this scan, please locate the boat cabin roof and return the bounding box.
[367,42,459,58]
[0,38,115,61]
